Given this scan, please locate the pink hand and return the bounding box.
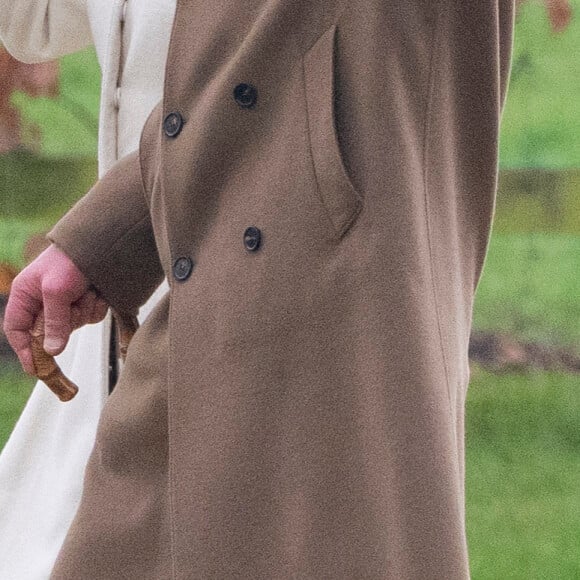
[3,244,109,375]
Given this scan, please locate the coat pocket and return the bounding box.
[302,23,364,241]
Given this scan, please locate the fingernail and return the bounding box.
[44,338,64,354]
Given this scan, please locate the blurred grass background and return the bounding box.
[0,1,579,578]
[467,370,579,578]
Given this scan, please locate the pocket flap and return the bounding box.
[303,24,363,240]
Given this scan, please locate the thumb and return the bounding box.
[41,282,73,355]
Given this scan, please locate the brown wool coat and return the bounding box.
[47,1,516,578]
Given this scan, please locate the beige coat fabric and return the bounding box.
[48,1,516,578]
[0,1,174,577]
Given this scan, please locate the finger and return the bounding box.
[85,295,103,325]
[70,304,84,331]
[8,331,36,375]
[71,291,96,329]
[3,288,39,375]
[92,297,109,323]
[41,281,73,355]
[71,290,108,326]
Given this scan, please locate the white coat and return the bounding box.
[0,1,176,577]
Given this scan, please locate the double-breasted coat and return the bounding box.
[46,1,516,578]
[0,1,174,576]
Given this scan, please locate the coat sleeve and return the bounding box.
[0,0,92,63]
[46,149,165,316]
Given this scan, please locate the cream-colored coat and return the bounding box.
[0,1,175,577]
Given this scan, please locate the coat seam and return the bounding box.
[159,4,182,578]
[167,286,177,580]
[138,104,158,209]
[421,1,452,416]
[161,0,182,131]
[98,212,151,266]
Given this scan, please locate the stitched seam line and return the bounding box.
[421,1,452,415]
[96,212,151,266]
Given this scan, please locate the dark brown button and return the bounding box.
[172,256,193,281]
[233,83,258,109]
[243,226,261,251]
[163,112,184,137]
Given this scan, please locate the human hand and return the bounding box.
[3,243,109,375]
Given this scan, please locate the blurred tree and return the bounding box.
[0,46,59,153]
[0,262,17,294]
[516,0,574,33]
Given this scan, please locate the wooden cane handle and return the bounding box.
[30,309,139,402]
[111,309,139,362]
[30,313,79,402]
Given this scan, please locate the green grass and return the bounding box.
[468,447,579,579]
[473,232,580,348]
[466,369,580,579]
[0,151,97,219]
[0,217,47,268]
[493,169,580,236]
[0,364,35,450]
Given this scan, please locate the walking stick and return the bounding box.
[30,309,139,402]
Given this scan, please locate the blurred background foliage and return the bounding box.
[0,1,579,578]
[505,0,579,168]
[8,47,99,158]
